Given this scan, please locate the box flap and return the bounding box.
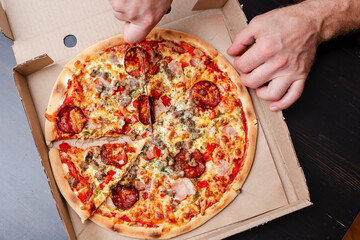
[222,0,248,41]
[193,0,228,10]
[5,0,203,64]
[0,1,13,40]
[14,54,53,76]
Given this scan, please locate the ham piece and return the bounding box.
[153,99,168,119]
[214,161,230,176]
[222,125,237,137]
[170,178,196,201]
[168,61,183,75]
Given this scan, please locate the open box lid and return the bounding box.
[0,1,13,40]
[2,0,230,64]
[2,0,311,239]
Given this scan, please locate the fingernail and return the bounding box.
[270,106,279,112]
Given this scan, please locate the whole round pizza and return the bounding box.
[45,29,257,239]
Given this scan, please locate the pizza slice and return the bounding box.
[45,43,154,143]
[49,139,146,221]
[91,138,202,239]
[90,134,241,239]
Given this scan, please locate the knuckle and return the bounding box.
[256,88,267,100]
[292,85,304,100]
[250,15,262,25]
[127,10,138,21]
[142,14,156,28]
[275,54,289,70]
[234,57,250,73]
[246,77,258,88]
[240,74,257,88]
[234,31,243,40]
[261,42,275,58]
[267,87,284,101]
[234,28,248,41]
[289,62,301,74]
[240,74,250,87]
[110,1,124,12]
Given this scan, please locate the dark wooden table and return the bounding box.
[0,0,359,239]
[228,0,360,239]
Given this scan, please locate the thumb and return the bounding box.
[123,22,151,44]
[227,27,255,56]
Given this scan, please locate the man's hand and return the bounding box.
[109,0,172,44]
[228,3,321,111]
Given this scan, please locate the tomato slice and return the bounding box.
[197,180,209,188]
[153,146,161,158]
[161,95,171,107]
[59,142,71,151]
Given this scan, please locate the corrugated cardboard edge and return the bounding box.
[221,0,310,204]
[13,54,76,240]
[0,1,14,40]
[13,54,53,75]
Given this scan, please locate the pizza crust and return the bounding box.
[91,189,238,239]
[45,68,71,144]
[147,28,219,59]
[49,148,91,221]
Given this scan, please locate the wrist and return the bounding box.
[302,0,360,43]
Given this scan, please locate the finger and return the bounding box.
[233,42,268,73]
[269,80,305,111]
[108,0,126,13]
[256,77,293,101]
[240,56,288,88]
[123,22,150,44]
[227,27,255,56]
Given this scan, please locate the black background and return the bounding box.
[227,0,360,239]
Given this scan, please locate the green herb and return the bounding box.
[193,191,200,201]
[94,188,100,197]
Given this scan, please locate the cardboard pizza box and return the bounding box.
[1,0,312,239]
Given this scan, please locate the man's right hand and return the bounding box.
[109,0,172,44]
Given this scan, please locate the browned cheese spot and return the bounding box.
[69,194,77,204]
[112,225,121,232]
[245,108,254,120]
[150,232,162,238]
[54,82,66,95]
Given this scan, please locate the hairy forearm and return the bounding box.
[302,0,360,42]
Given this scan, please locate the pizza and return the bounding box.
[49,140,146,221]
[45,29,257,239]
